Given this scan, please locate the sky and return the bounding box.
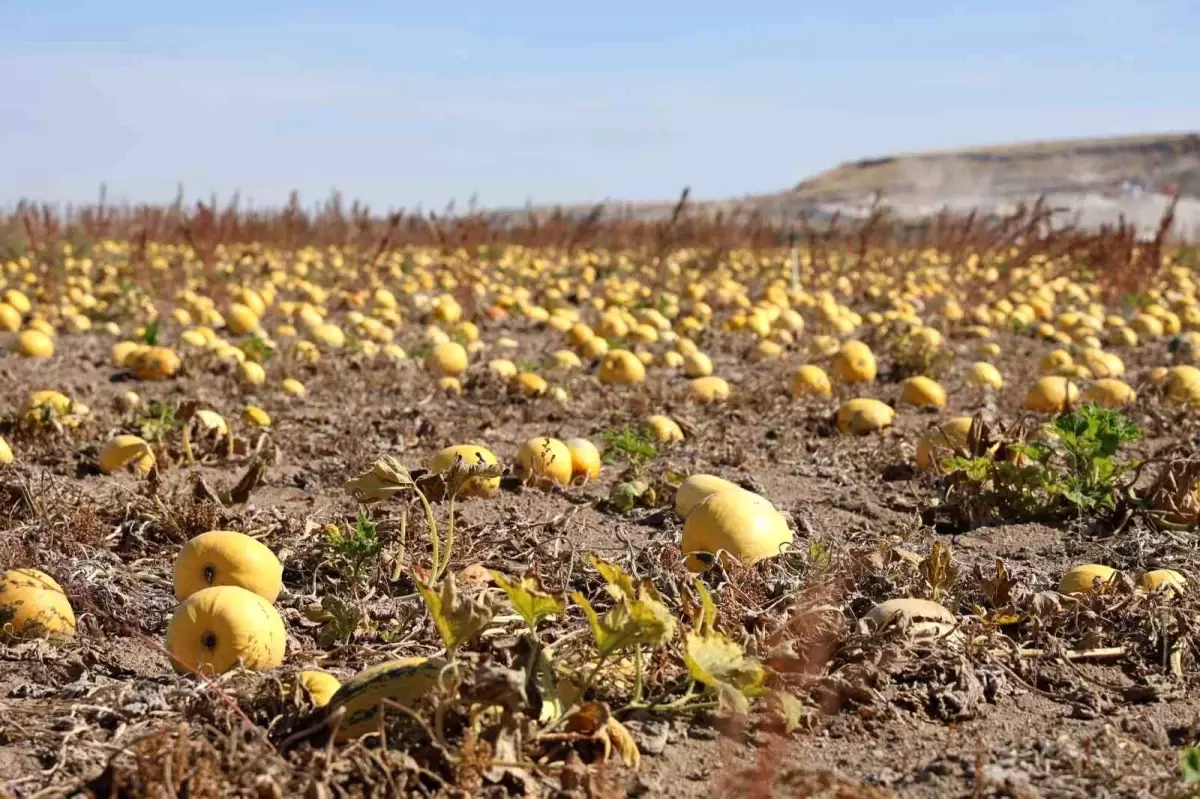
[1,0,1198,210]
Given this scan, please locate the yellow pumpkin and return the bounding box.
[98,435,156,475]
[1024,377,1079,413]
[295,670,342,707]
[832,340,876,383]
[1080,379,1136,409]
[489,359,518,380]
[165,585,287,675]
[967,361,1004,390]
[281,377,306,396]
[226,303,260,336]
[682,350,713,378]
[426,341,468,377]
[689,376,731,404]
[1059,564,1118,596]
[239,360,267,386]
[515,437,573,488]
[836,398,894,434]
[565,438,602,481]
[790,365,832,398]
[1140,569,1186,594]
[132,346,181,380]
[513,372,549,398]
[0,435,12,466]
[645,414,684,444]
[15,329,54,359]
[899,376,947,408]
[681,489,792,572]
[243,406,272,428]
[173,530,283,602]
[0,569,76,641]
[674,474,772,519]
[429,445,501,498]
[598,349,646,386]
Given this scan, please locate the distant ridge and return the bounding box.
[791,132,1200,202]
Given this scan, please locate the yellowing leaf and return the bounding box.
[684,632,764,691]
[692,580,717,636]
[572,590,676,657]
[605,716,641,770]
[771,690,805,733]
[491,571,564,631]
[590,555,636,600]
[416,574,494,652]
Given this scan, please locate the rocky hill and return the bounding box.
[791,132,1200,203]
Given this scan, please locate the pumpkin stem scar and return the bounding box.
[202,631,217,650]
[204,565,215,584]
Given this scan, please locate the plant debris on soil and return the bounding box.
[1,200,1200,798]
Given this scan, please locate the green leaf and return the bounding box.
[491,571,564,631]
[1182,747,1200,783]
[416,574,494,652]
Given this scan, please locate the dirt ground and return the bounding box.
[2,321,1199,799]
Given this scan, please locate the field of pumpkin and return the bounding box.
[3,201,1200,797]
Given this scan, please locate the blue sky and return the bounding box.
[1,1,1197,209]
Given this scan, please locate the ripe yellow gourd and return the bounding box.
[0,303,20,332]
[967,361,1004,390]
[429,444,501,498]
[550,349,583,370]
[674,474,772,519]
[111,340,144,367]
[173,530,283,602]
[832,340,876,383]
[295,670,342,707]
[240,360,267,386]
[836,398,894,434]
[488,359,518,379]
[565,438,602,481]
[15,329,54,358]
[281,377,306,396]
[915,416,974,471]
[1059,564,1117,595]
[598,349,646,386]
[0,436,12,466]
[899,376,947,408]
[645,414,684,444]
[682,350,713,378]
[99,435,156,475]
[791,365,832,398]
[313,322,347,349]
[515,437,573,488]
[0,569,76,641]
[514,372,548,397]
[681,489,792,572]
[1080,379,1136,409]
[1140,569,1186,594]
[427,341,468,378]
[226,303,260,335]
[243,406,272,428]
[132,346,181,380]
[326,657,446,742]
[165,586,287,675]
[689,375,730,403]
[1024,376,1078,413]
